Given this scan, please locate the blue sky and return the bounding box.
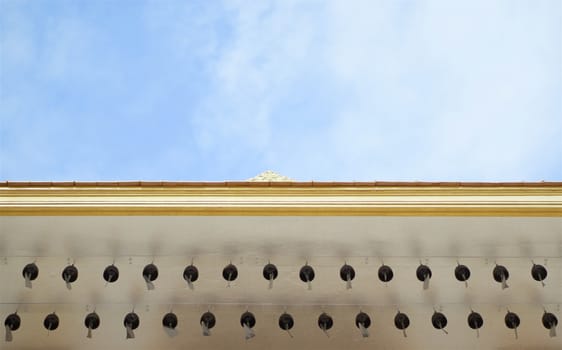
[1,0,561,181]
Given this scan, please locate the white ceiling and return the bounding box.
[0,216,561,349]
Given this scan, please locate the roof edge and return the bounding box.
[1,181,561,188]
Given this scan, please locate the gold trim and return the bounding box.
[1,206,561,216]
[2,186,561,216]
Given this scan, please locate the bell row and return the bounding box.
[3,308,558,342]
[19,261,550,290]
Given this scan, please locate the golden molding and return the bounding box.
[1,185,561,216]
[1,206,561,216]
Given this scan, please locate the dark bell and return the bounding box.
[278,313,294,330]
[222,263,238,281]
[84,312,100,329]
[299,265,315,282]
[103,265,119,283]
[432,312,448,330]
[263,263,278,280]
[4,313,21,331]
[22,263,39,280]
[454,264,471,282]
[318,313,333,330]
[505,312,520,329]
[183,265,199,282]
[200,312,216,329]
[340,264,356,281]
[142,263,159,282]
[162,313,178,329]
[394,312,410,330]
[542,312,558,329]
[378,265,394,282]
[531,264,548,282]
[416,264,432,282]
[355,312,371,329]
[124,313,140,330]
[43,313,59,331]
[467,311,483,329]
[493,265,509,283]
[240,312,256,328]
[62,265,79,283]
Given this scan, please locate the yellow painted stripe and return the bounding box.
[1,206,561,216]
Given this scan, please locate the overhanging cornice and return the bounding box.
[1,182,561,216]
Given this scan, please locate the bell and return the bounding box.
[454,264,471,287]
[493,265,510,290]
[183,264,199,290]
[431,311,448,334]
[542,312,558,338]
[22,263,39,288]
[340,263,356,289]
[162,312,178,337]
[103,265,119,284]
[263,263,278,289]
[62,265,78,290]
[200,312,216,336]
[299,264,315,290]
[43,313,59,332]
[278,313,294,338]
[394,311,410,338]
[84,312,100,339]
[222,263,238,287]
[531,264,548,286]
[240,311,256,340]
[467,311,483,338]
[378,264,394,283]
[416,264,432,290]
[4,313,21,342]
[355,311,371,337]
[142,263,159,290]
[318,313,333,337]
[504,311,520,339]
[123,312,140,339]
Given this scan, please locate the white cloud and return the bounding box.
[187,0,562,180]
